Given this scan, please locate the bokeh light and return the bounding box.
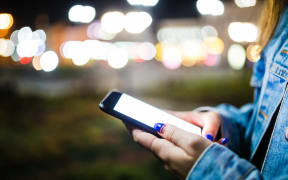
[17,40,39,57]
[11,50,20,62]
[124,12,152,34]
[68,5,96,23]
[203,54,220,66]
[20,57,32,64]
[12,27,47,58]
[18,27,33,42]
[201,25,218,38]
[0,13,13,30]
[0,38,7,55]
[0,39,15,57]
[87,21,116,40]
[235,0,256,8]
[0,29,9,38]
[10,30,19,44]
[40,51,59,72]
[162,47,182,70]
[228,22,258,42]
[227,44,246,70]
[107,47,129,69]
[204,37,224,55]
[101,11,125,34]
[136,42,156,61]
[32,56,42,71]
[181,41,206,67]
[246,44,262,62]
[197,0,224,16]
[127,0,159,7]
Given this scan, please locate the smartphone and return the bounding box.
[99,90,202,137]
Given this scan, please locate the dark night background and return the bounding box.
[0,0,259,179]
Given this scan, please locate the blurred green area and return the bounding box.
[0,70,253,180]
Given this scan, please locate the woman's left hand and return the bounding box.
[131,123,212,179]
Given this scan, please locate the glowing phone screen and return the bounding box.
[114,94,201,135]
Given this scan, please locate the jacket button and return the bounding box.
[285,127,288,141]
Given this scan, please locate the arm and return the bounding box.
[187,143,263,180]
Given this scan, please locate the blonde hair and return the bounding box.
[257,0,286,50]
[247,0,286,61]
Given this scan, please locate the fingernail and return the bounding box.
[205,134,214,141]
[220,138,229,145]
[154,123,165,133]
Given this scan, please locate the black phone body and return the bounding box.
[99,90,202,137]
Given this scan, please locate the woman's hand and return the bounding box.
[170,111,227,144]
[131,123,212,179]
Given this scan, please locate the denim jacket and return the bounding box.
[187,7,288,180]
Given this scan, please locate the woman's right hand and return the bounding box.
[170,110,227,144]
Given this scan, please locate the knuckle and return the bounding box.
[165,126,177,142]
[149,136,158,151]
[188,136,202,148]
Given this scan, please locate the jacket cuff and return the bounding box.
[186,143,258,180]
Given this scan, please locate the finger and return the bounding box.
[169,111,204,128]
[132,129,188,162]
[154,123,201,156]
[132,129,171,152]
[201,115,221,141]
[217,137,229,145]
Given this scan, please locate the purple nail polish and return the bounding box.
[205,134,214,141]
[154,123,165,133]
[221,138,229,145]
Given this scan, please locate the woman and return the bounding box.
[128,0,288,179]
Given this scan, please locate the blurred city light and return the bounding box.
[0,39,15,57]
[107,47,129,69]
[101,11,125,34]
[61,40,156,64]
[12,27,46,58]
[0,29,9,38]
[68,5,96,23]
[246,44,261,62]
[124,12,152,34]
[10,30,19,44]
[20,57,32,64]
[201,25,218,38]
[40,51,59,72]
[0,39,7,55]
[157,27,203,43]
[228,22,258,42]
[234,0,256,8]
[127,0,159,7]
[87,21,116,40]
[32,56,42,71]
[136,42,156,61]
[203,54,220,66]
[18,27,33,42]
[204,37,224,54]
[11,50,19,62]
[162,47,182,70]
[196,0,224,16]
[0,13,13,30]
[17,40,39,57]
[181,40,206,67]
[71,42,90,66]
[227,44,246,70]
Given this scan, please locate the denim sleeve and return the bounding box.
[193,103,254,156]
[186,143,263,180]
[215,103,254,157]
[186,58,266,179]
[215,58,266,156]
